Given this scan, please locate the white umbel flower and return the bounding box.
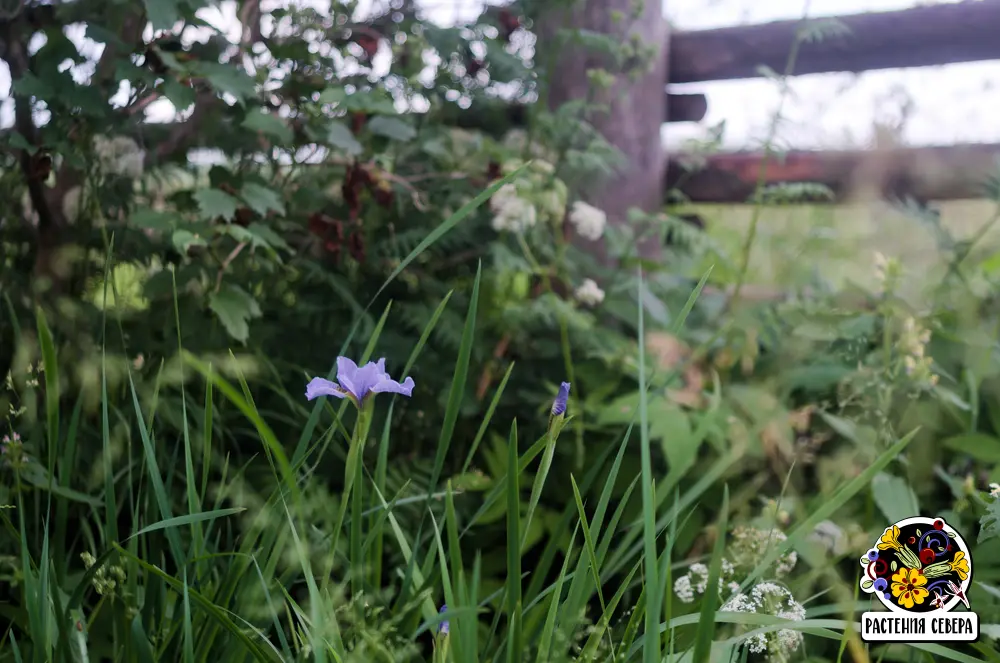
[568,200,606,241]
[574,278,605,306]
[490,183,520,213]
[722,582,806,660]
[490,183,537,233]
[491,197,537,233]
[990,483,1000,498]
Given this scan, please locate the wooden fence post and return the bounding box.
[537,0,670,262]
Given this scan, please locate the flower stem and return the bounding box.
[327,401,374,597]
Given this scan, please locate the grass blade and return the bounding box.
[534,524,578,663]
[740,427,920,591]
[128,508,246,539]
[636,269,660,663]
[505,419,522,663]
[691,484,730,662]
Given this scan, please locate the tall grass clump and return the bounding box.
[7,179,993,662]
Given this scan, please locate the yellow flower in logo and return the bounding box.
[878,525,902,551]
[891,567,929,609]
[949,551,970,581]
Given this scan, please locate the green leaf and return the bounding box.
[980,498,1000,544]
[242,111,293,143]
[653,402,696,476]
[162,78,197,111]
[871,472,920,523]
[218,224,290,254]
[198,63,257,101]
[7,132,37,153]
[13,72,54,99]
[130,613,158,663]
[240,183,286,216]
[245,223,290,252]
[819,411,878,447]
[85,24,126,50]
[154,48,185,72]
[144,0,182,31]
[317,87,347,105]
[208,285,262,344]
[317,87,396,114]
[171,230,207,253]
[326,121,363,155]
[943,433,1000,464]
[194,188,240,221]
[131,208,180,231]
[367,115,416,142]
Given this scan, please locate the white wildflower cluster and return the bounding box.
[568,201,607,241]
[721,581,806,661]
[899,316,937,386]
[989,483,1000,499]
[489,158,569,230]
[94,135,146,179]
[674,559,740,604]
[729,526,798,578]
[574,278,605,307]
[489,183,537,233]
[873,251,902,294]
[0,432,27,469]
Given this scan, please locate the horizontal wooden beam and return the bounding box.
[666,143,1000,203]
[669,0,1000,83]
[666,93,707,123]
[438,92,707,135]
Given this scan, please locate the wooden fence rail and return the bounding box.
[668,0,1000,83]
[666,143,1000,204]
[664,0,1000,203]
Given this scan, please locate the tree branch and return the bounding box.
[239,0,262,48]
[1,16,59,234]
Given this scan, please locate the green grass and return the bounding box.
[7,178,998,663]
[696,198,1000,294]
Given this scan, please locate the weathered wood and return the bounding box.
[437,92,705,136]
[536,1,671,261]
[666,143,1000,203]
[666,93,707,123]
[669,0,1000,83]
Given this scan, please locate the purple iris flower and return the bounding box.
[306,357,414,406]
[551,381,570,416]
[438,604,449,634]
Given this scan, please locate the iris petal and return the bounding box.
[305,378,347,401]
[307,357,415,405]
[371,376,415,396]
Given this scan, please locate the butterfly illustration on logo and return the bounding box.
[945,580,971,610]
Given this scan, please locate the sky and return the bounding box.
[1,0,998,151]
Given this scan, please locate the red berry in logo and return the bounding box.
[920,548,935,564]
[933,519,944,530]
[908,536,916,544]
